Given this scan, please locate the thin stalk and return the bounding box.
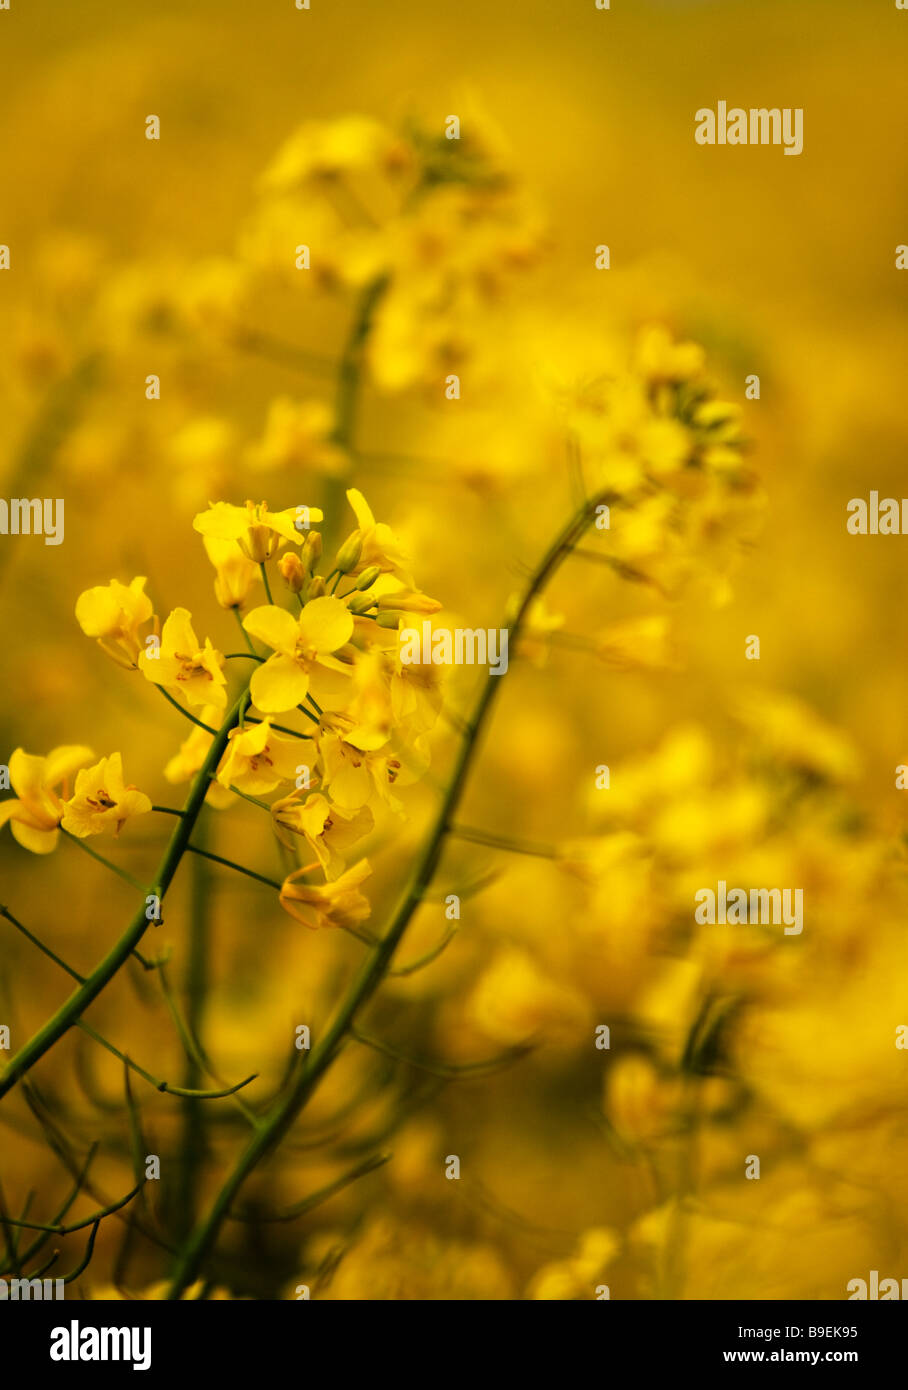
[157,687,218,735]
[0,687,250,1100]
[234,607,259,656]
[184,843,282,891]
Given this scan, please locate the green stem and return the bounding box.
[184,843,282,891]
[448,825,559,859]
[0,687,250,1101]
[4,1182,145,1236]
[166,491,609,1297]
[259,563,274,605]
[234,607,259,657]
[157,686,218,735]
[173,816,211,1240]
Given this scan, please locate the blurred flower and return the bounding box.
[271,790,373,878]
[527,1228,619,1300]
[0,745,94,853]
[75,576,154,668]
[245,398,347,477]
[279,859,372,930]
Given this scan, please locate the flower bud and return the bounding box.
[347,592,375,615]
[240,523,274,564]
[334,529,363,575]
[305,575,327,601]
[377,588,442,615]
[375,611,401,629]
[278,552,306,593]
[356,564,382,591]
[302,531,323,573]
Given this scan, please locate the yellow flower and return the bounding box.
[466,949,590,1045]
[216,719,303,795]
[75,577,154,668]
[203,535,260,610]
[245,399,346,477]
[61,753,152,839]
[594,614,677,671]
[634,325,705,383]
[0,746,94,853]
[317,720,403,812]
[604,1055,682,1146]
[527,1228,619,1300]
[271,791,373,879]
[138,608,228,711]
[375,587,443,616]
[345,489,412,581]
[243,598,353,714]
[193,499,324,563]
[260,116,407,193]
[279,859,372,930]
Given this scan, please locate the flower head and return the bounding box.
[216,719,303,795]
[243,597,353,714]
[344,489,412,582]
[138,608,227,710]
[279,859,372,930]
[61,753,152,839]
[271,791,373,878]
[193,499,324,563]
[75,577,154,668]
[0,746,94,853]
[203,536,260,611]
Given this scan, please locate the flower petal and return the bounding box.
[243,604,300,655]
[10,820,59,854]
[298,596,353,653]
[250,653,309,713]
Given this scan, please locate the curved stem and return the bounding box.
[156,686,219,735]
[0,687,250,1101]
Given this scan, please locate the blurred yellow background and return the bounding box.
[1,0,907,1300]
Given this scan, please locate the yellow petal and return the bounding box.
[8,749,49,801]
[346,488,375,532]
[11,820,60,854]
[44,744,95,787]
[250,653,309,714]
[243,604,300,655]
[298,595,353,653]
[267,505,324,545]
[192,502,249,543]
[160,607,199,656]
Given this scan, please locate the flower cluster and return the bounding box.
[2,490,444,935]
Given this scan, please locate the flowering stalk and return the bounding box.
[0,686,250,1101]
[166,488,611,1297]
